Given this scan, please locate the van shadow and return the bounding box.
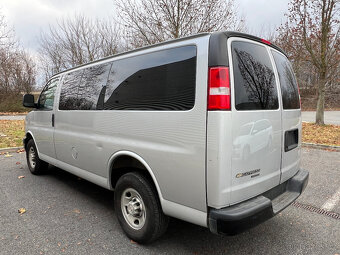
[44,165,298,254]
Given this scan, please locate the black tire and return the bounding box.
[26,139,49,175]
[114,172,169,244]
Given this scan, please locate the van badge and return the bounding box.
[236,169,260,178]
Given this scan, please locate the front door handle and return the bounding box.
[52,114,55,127]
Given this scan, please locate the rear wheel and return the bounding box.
[114,172,168,244]
[26,139,48,175]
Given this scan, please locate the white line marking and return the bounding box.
[321,187,340,212]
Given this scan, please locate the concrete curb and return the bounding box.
[302,142,340,151]
[0,146,24,153]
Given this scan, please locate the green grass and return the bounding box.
[0,120,25,148]
[0,96,28,113]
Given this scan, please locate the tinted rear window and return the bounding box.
[272,51,300,109]
[103,46,197,111]
[231,41,279,110]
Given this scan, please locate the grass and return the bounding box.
[302,122,340,147]
[0,120,25,149]
[0,96,29,113]
[0,120,339,149]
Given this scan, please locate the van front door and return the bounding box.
[31,77,59,161]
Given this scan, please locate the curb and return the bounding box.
[302,142,340,151]
[0,146,24,153]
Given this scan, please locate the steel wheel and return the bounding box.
[28,146,36,169]
[121,188,146,230]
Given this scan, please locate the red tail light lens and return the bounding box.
[208,67,231,110]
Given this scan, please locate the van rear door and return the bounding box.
[271,50,301,183]
[229,38,282,204]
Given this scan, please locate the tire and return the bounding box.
[26,139,49,175]
[114,172,169,244]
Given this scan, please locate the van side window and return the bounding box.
[38,78,59,110]
[104,46,197,111]
[59,63,112,110]
[271,51,300,109]
[231,41,279,110]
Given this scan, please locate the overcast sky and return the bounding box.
[0,0,290,54]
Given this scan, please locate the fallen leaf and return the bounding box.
[72,209,81,214]
[18,208,26,214]
[18,176,25,179]
[130,240,138,244]
[4,153,12,157]
[16,162,21,165]
[17,149,25,153]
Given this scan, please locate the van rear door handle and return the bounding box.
[52,114,55,127]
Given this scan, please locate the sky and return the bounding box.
[0,0,290,56]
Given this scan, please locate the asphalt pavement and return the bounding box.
[0,115,26,120]
[0,148,339,254]
[301,111,340,125]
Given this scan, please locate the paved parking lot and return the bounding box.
[0,147,339,254]
[301,111,340,125]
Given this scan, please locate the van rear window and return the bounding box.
[231,41,279,110]
[271,51,300,109]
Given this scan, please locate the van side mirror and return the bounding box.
[23,94,36,108]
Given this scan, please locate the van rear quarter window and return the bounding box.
[271,51,300,109]
[231,41,279,110]
[58,46,197,111]
[103,46,197,110]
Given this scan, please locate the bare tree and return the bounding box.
[39,14,121,80]
[277,0,340,124]
[0,11,36,99]
[115,0,245,48]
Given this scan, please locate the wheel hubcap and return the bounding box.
[121,188,146,230]
[28,147,36,169]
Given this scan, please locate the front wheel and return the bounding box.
[26,139,48,175]
[114,172,168,244]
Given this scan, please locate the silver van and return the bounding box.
[23,31,309,243]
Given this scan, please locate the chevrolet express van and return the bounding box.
[23,31,309,243]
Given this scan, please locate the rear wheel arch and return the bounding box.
[108,151,164,203]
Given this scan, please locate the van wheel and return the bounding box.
[26,139,48,175]
[114,172,169,244]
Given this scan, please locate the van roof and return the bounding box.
[54,31,286,77]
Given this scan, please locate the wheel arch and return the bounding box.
[107,151,164,203]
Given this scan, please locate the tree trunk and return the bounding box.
[315,74,326,125]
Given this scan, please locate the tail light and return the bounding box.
[208,67,231,110]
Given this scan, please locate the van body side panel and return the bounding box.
[54,36,210,212]
[206,112,232,208]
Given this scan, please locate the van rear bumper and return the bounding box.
[208,169,309,235]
